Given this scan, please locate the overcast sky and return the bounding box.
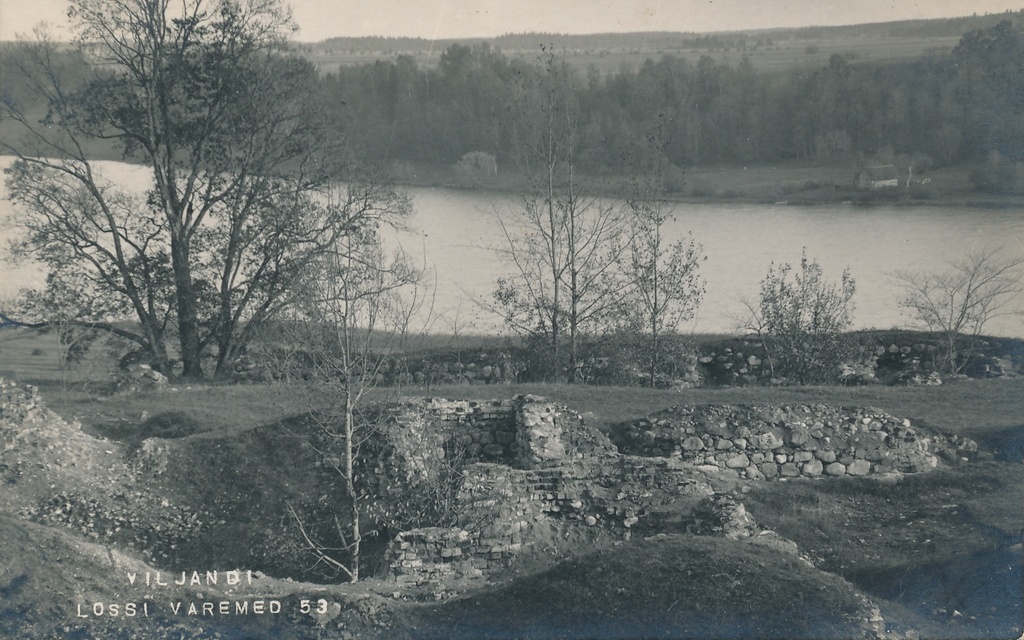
[1,0,1021,41]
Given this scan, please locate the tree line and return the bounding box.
[320,18,1024,192]
[4,15,1022,189]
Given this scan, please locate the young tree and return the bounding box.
[1,0,350,378]
[494,48,627,381]
[892,248,1024,373]
[622,215,704,385]
[286,182,419,582]
[624,180,705,387]
[745,251,856,384]
[619,118,705,386]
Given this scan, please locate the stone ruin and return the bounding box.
[379,397,974,589]
[380,396,714,588]
[0,378,976,596]
[613,404,978,480]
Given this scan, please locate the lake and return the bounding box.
[3,157,1024,337]
[399,188,1024,338]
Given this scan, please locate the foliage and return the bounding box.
[970,151,1024,194]
[454,151,498,179]
[623,174,706,386]
[951,19,1024,163]
[0,0,371,379]
[746,252,857,384]
[11,271,120,389]
[314,18,1024,176]
[892,248,1024,373]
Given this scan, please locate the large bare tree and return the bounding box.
[1,0,358,377]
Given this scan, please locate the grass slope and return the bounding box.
[409,534,875,640]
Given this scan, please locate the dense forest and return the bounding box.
[318,17,1024,193]
[2,14,1023,193]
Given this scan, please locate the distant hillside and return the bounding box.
[309,11,1024,55]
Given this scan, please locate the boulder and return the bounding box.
[780,463,800,477]
[758,432,785,450]
[825,462,847,476]
[682,436,705,451]
[802,460,824,476]
[847,460,871,476]
[815,450,837,463]
[787,429,809,446]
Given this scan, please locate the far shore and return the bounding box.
[3,152,1020,209]
[387,160,1024,209]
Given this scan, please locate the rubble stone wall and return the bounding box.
[384,399,976,586]
[614,404,976,480]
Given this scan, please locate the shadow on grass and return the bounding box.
[972,424,1024,463]
[848,544,1023,640]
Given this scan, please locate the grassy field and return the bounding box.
[4,321,1021,441]
[37,378,1022,459]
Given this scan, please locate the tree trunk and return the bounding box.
[170,233,204,379]
[345,387,361,582]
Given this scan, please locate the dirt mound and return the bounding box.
[0,379,214,566]
[409,534,884,639]
[0,380,133,513]
[0,513,413,640]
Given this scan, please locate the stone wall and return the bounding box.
[383,400,977,586]
[614,404,976,480]
[385,446,714,585]
[695,339,1021,387]
[370,395,618,486]
[379,394,717,585]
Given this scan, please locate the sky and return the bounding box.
[1,0,1022,42]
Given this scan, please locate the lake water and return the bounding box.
[3,157,1024,337]
[399,188,1024,338]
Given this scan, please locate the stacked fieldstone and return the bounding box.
[381,408,717,584]
[516,399,566,468]
[369,395,619,490]
[514,395,618,469]
[614,404,975,479]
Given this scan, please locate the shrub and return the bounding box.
[749,251,857,384]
